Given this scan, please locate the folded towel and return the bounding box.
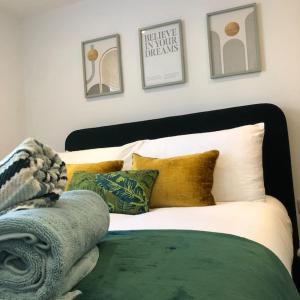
[0,190,109,300]
[0,138,67,214]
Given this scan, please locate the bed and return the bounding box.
[64,103,300,299]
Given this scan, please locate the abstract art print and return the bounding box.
[139,20,185,89]
[82,34,123,98]
[207,3,261,79]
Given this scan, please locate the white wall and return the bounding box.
[0,11,24,158]
[22,0,300,200]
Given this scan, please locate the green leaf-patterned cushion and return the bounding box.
[68,170,159,215]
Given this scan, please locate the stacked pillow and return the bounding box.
[62,123,265,213]
[135,123,265,203]
[62,140,159,214]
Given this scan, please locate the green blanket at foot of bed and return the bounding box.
[76,230,299,300]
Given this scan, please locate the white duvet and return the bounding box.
[109,196,293,273]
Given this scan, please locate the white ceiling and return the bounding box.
[0,0,84,18]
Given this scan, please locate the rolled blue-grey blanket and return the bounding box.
[0,190,109,300]
[0,138,67,214]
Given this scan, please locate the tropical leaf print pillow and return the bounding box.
[68,170,158,214]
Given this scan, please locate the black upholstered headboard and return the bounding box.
[65,103,300,285]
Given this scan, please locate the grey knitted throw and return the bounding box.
[0,190,110,300]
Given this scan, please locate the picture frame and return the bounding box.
[139,19,186,89]
[82,34,123,98]
[207,3,261,79]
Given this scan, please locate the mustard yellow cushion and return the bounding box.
[132,151,219,208]
[66,160,124,189]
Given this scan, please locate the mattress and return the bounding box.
[109,195,293,273]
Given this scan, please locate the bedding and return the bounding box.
[136,123,265,202]
[109,196,293,273]
[72,196,298,299]
[75,230,299,300]
[132,150,219,208]
[63,103,300,290]
[0,190,109,300]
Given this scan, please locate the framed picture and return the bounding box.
[139,20,185,89]
[207,3,261,79]
[82,34,123,98]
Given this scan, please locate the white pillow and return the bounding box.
[135,123,265,202]
[58,140,145,170]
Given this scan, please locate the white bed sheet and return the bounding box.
[109,196,293,273]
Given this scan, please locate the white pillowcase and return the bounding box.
[58,140,145,170]
[135,123,265,202]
